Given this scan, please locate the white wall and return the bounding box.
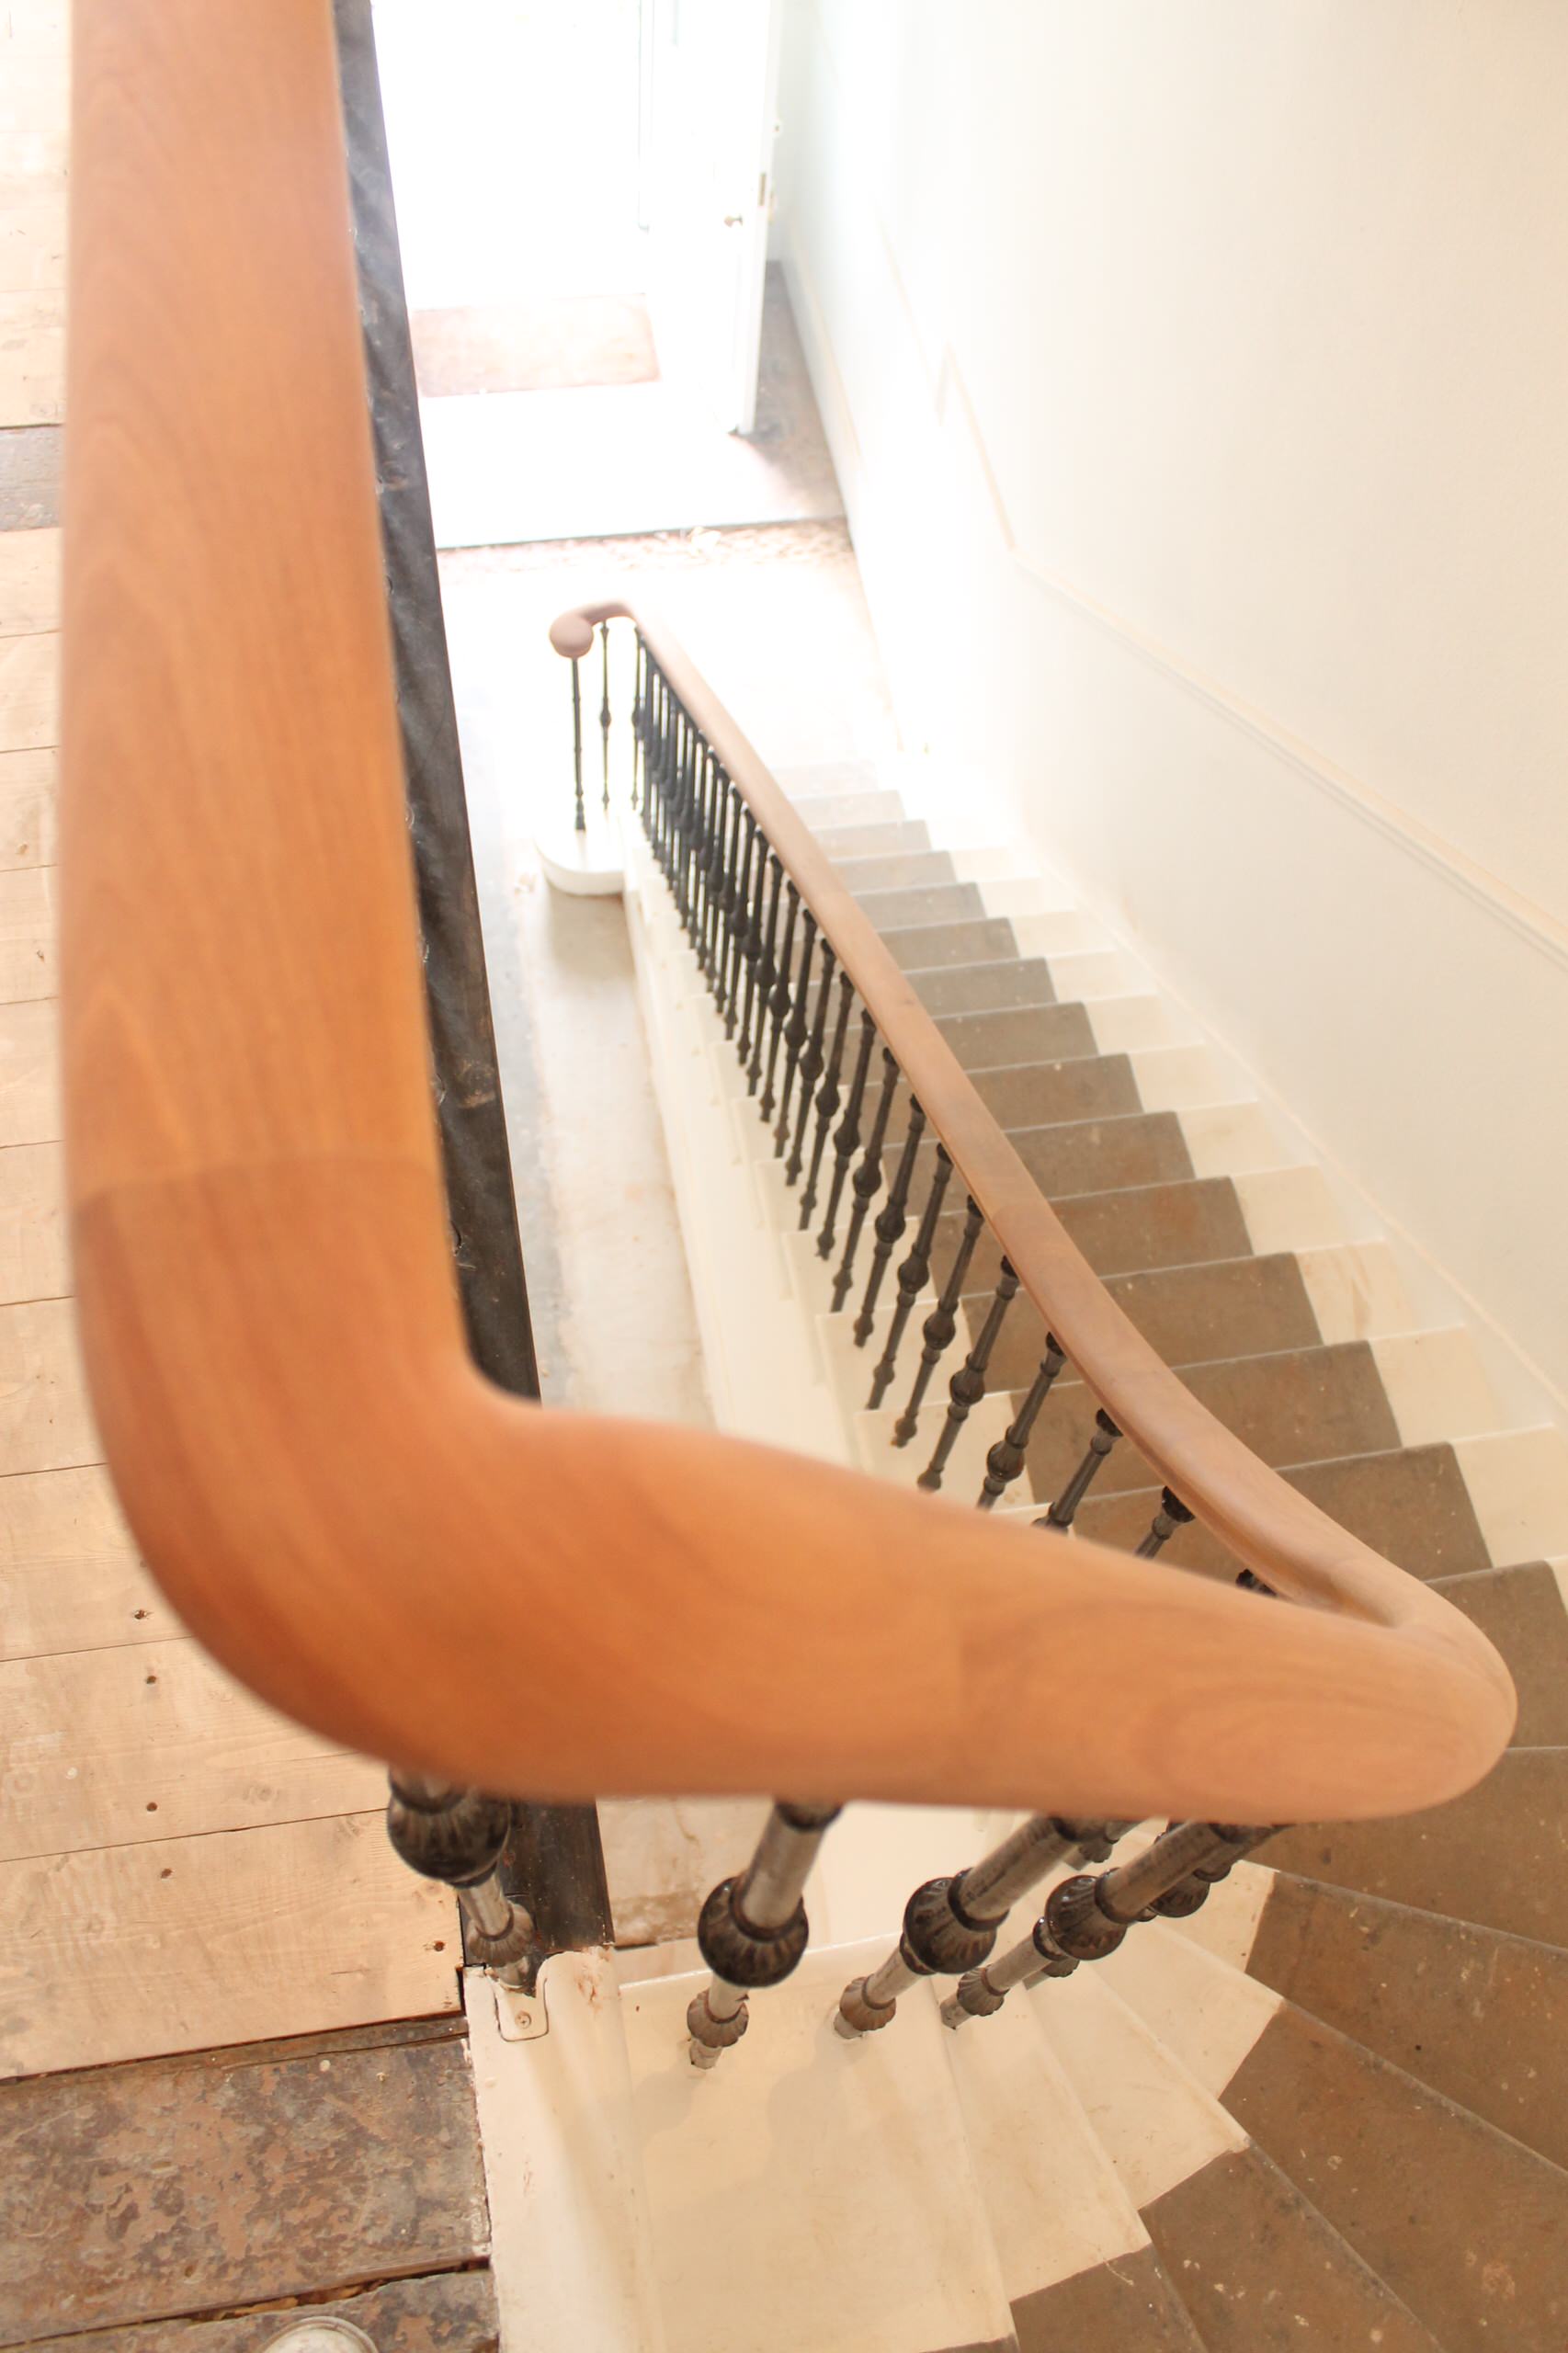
[773,0,1568,1412]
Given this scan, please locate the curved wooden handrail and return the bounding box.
[62,0,1513,1834]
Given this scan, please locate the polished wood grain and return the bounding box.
[62,0,1513,1836]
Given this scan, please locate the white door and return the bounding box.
[642,0,782,435]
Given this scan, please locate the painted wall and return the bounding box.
[773,0,1568,1409]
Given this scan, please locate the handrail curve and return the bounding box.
[62,0,1513,1837]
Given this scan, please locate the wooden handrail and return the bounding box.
[62,0,1513,1836]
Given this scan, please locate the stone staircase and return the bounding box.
[503,756,1568,2351]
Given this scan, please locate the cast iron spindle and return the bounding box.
[598,622,612,814]
[787,939,835,1186]
[835,1815,1126,2039]
[818,1008,876,1258]
[979,1336,1068,1509]
[894,1194,983,1446]
[1039,1407,1121,1529]
[832,1047,900,1313]
[630,637,645,811]
[775,912,818,1154]
[760,881,801,1122]
[1136,1488,1196,1558]
[801,969,854,1228]
[570,656,585,834]
[747,855,784,1096]
[727,808,759,1040]
[854,1098,925,1345]
[918,1256,1018,1491]
[686,1802,842,2069]
[869,1142,951,1409]
[705,769,733,989]
[385,1775,538,1981]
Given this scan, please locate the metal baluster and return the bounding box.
[801,968,853,1228]
[570,657,585,834]
[787,939,835,1187]
[835,1815,1124,2039]
[694,750,720,982]
[832,1048,900,1313]
[1037,1407,1121,1529]
[760,881,801,1123]
[676,708,698,935]
[918,1256,1018,1491]
[1135,1487,1196,1558]
[1236,1567,1278,1597]
[599,622,612,815]
[854,1098,925,1345]
[727,807,758,1041]
[747,855,784,1096]
[869,1142,951,1409]
[774,911,817,1154]
[894,1194,983,1446]
[1016,1823,1275,1986]
[386,1774,537,1982]
[703,766,731,989]
[818,1007,875,1258]
[978,1336,1067,1509]
[630,636,645,812]
[686,1802,842,2069]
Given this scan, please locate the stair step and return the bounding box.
[930,1176,1255,1293]
[968,1052,1142,1131]
[963,1252,1322,1388]
[941,1990,1204,2350]
[1035,1969,1443,2352]
[813,817,933,861]
[1106,1925,1568,2353]
[1175,1860,1568,2175]
[1022,1341,1401,1506]
[887,1103,1190,1210]
[852,880,985,930]
[1259,1745,1568,1948]
[934,1001,1096,1070]
[790,788,907,829]
[618,1948,1017,2353]
[882,915,1019,971]
[833,848,958,894]
[905,956,1056,1017]
[1431,1561,1568,1743]
[1077,1442,1494,1583]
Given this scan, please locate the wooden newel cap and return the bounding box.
[549,612,596,660]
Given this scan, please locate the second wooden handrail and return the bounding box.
[62,0,1514,1839]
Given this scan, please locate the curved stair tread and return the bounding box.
[940,1991,1203,2351]
[964,1252,1323,1385]
[1258,1746,1568,1948]
[1167,1859,1568,2174]
[1079,1444,1494,1585]
[1032,1970,1443,2352]
[1104,1923,1568,2353]
[1429,1561,1568,1745]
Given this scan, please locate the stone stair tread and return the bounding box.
[1172,1860,1568,2176]
[813,817,934,860]
[852,879,987,929]
[832,847,959,893]
[1076,1442,1493,1583]
[881,915,1020,971]
[967,1051,1143,1130]
[1258,1745,1568,1949]
[908,956,1058,1016]
[962,1252,1321,1385]
[790,787,908,829]
[933,1000,1097,1069]
[1428,1560,1568,1744]
[1033,1969,1445,2352]
[930,1177,1254,1290]
[941,1987,1206,2350]
[618,1944,1018,2353]
[1020,1340,1401,1506]
[887,1105,1194,1208]
[1105,1924,1568,2353]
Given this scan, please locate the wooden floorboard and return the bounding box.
[0,2018,486,2343]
